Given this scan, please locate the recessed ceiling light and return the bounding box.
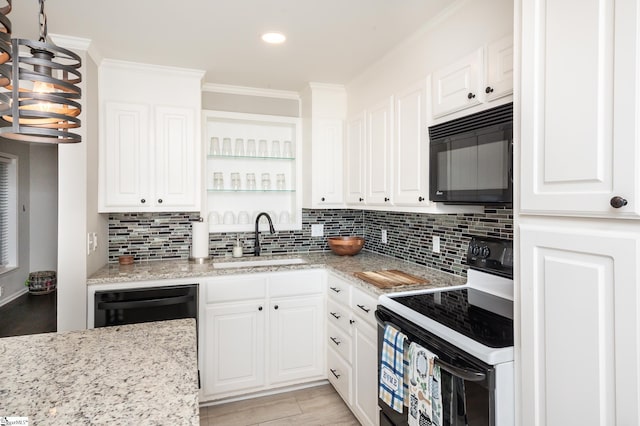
[261,32,286,44]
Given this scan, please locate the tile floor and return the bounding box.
[199,384,360,425]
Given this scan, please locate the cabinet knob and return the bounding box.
[359,197,364,202]
[321,197,325,202]
[485,86,494,94]
[349,319,355,325]
[157,199,163,204]
[258,306,263,311]
[418,196,425,202]
[467,92,476,99]
[274,305,279,310]
[610,196,628,208]
[140,199,146,204]
[384,197,390,202]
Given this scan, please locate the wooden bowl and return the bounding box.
[327,236,365,256]
[118,255,134,265]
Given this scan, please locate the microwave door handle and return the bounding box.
[97,294,194,310]
[434,358,486,382]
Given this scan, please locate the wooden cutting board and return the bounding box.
[353,270,428,289]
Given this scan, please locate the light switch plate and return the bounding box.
[311,224,324,237]
[381,229,388,244]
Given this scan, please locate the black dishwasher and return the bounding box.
[94,284,198,328]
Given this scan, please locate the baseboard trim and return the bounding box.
[199,379,330,407]
[0,287,29,308]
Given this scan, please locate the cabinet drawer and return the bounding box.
[327,274,351,305]
[351,287,378,327]
[205,276,266,304]
[327,347,353,406]
[327,299,352,335]
[327,322,352,363]
[269,270,323,297]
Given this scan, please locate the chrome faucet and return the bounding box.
[254,212,276,256]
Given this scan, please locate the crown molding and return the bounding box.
[202,83,300,100]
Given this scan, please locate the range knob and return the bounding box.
[471,245,481,256]
[480,246,491,258]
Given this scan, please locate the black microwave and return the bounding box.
[428,103,513,205]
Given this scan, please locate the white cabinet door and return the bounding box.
[431,49,483,118]
[345,112,367,206]
[521,0,639,218]
[366,97,393,206]
[520,223,640,426]
[203,301,266,397]
[485,35,514,102]
[352,320,380,426]
[101,102,150,210]
[155,106,199,210]
[312,118,344,206]
[269,295,325,384]
[393,80,429,206]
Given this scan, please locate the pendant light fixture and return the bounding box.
[0,0,12,117]
[0,0,82,144]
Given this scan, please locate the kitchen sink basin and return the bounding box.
[212,258,307,269]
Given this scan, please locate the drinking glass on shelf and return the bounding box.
[268,211,277,224]
[213,172,224,190]
[271,140,281,157]
[246,139,256,156]
[222,138,232,156]
[246,173,256,190]
[261,173,271,190]
[234,138,244,156]
[209,137,220,156]
[276,173,286,190]
[258,139,268,157]
[283,140,293,158]
[223,211,236,225]
[279,211,290,224]
[230,172,241,190]
[238,211,250,224]
[208,211,220,225]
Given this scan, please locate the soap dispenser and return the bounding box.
[233,237,243,258]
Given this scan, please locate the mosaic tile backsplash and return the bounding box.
[108,207,512,277]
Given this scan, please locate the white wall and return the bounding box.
[0,140,30,305]
[29,145,58,272]
[346,0,514,117]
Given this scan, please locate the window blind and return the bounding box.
[0,156,10,267]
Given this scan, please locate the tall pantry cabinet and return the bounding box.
[518,0,640,425]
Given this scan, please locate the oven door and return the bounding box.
[376,306,496,426]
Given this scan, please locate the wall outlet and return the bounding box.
[87,233,93,255]
[0,285,3,298]
[91,232,98,251]
[432,235,441,253]
[381,229,388,244]
[311,224,324,237]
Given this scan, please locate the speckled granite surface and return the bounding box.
[0,319,199,425]
[88,251,467,295]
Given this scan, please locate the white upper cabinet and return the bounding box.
[485,35,514,102]
[98,60,204,213]
[366,97,394,206]
[521,0,639,218]
[345,112,366,206]
[301,83,347,208]
[393,80,429,206]
[431,48,484,118]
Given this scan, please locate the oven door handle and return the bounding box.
[97,294,194,310]
[434,358,486,382]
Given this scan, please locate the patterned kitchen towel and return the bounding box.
[379,324,408,413]
[408,342,442,426]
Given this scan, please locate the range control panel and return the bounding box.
[466,236,513,278]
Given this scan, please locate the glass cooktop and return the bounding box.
[389,288,514,348]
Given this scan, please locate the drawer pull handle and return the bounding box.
[330,312,341,320]
[330,336,341,346]
[330,368,341,379]
[329,286,341,293]
[357,304,371,313]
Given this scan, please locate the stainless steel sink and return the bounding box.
[212,258,307,269]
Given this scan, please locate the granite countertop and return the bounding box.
[0,319,199,425]
[88,251,467,295]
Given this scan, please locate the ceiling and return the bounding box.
[8,0,454,92]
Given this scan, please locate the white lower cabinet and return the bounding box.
[201,270,325,402]
[326,272,380,426]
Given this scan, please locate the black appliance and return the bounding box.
[377,236,514,426]
[429,103,513,205]
[94,284,198,328]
